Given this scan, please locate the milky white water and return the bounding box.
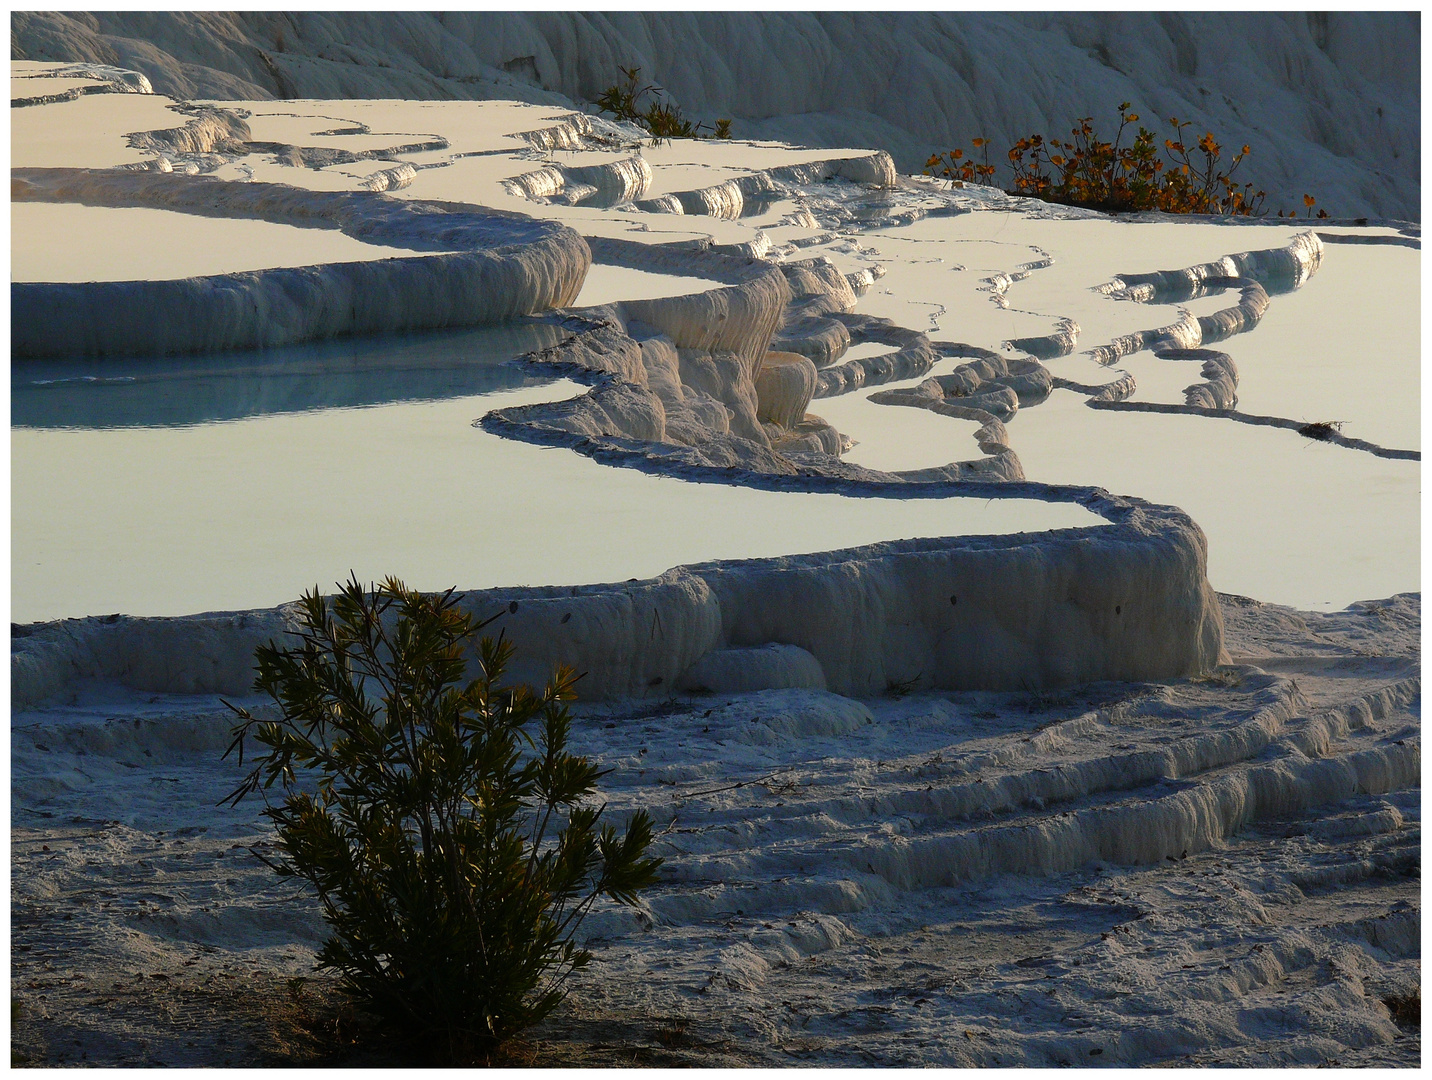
[11,202,444,282]
[1235,241,1420,449]
[9,71,1418,621]
[810,359,987,473]
[11,367,1096,624]
[1009,390,1418,610]
[573,263,723,307]
[818,213,1421,611]
[858,216,1292,352]
[10,90,184,168]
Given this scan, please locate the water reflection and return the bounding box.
[11,319,568,429]
[739,191,785,218]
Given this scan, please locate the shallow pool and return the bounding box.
[12,321,570,429]
[572,263,724,307]
[817,214,1421,610]
[11,202,447,284]
[11,324,1100,623]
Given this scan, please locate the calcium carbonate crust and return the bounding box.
[1072,232,1416,460]
[10,135,1225,709]
[11,12,1418,220]
[502,149,898,216]
[483,233,1030,483]
[462,249,1225,704]
[12,483,1225,708]
[10,167,591,356]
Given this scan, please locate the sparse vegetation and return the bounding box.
[1297,419,1345,441]
[926,104,1329,218]
[651,1015,693,1047]
[222,575,662,1064]
[885,672,924,697]
[596,66,733,145]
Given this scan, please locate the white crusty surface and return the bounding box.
[10,593,1418,1066]
[11,487,1224,707]
[10,11,1418,219]
[5,56,1420,1070]
[11,168,591,357]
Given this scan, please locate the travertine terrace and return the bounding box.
[10,56,1419,1067]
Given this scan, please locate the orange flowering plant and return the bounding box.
[926,105,1328,218]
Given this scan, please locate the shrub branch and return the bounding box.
[222,574,662,1063]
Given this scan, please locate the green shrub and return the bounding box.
[222,575,662,1063]
[596,65,732,145]
[926,105,1328,218]
[595,65,649,126]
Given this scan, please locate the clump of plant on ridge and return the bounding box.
[597,66,733,144]
[926,104,1328,218]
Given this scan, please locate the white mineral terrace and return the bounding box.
[9,60,1417,663]
[8,59,1421,1068]
[13,88,1414,612]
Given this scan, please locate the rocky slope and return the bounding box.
[11,11,1419,220]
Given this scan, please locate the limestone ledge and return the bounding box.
[10,167,591,357]
[486,245,1022,478]
[503,148,898,215]
[12,485,1224,707]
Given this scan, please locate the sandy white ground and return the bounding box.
[10,593,1419,1066]
[9,62,1420,1067]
